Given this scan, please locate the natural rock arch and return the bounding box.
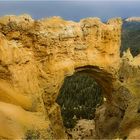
[55,65,117,138]
[0,14,139,139]
[47,65,116,138]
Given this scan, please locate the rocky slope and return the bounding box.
[0,14,139,139]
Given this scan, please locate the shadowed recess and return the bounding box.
[57,72,103,128]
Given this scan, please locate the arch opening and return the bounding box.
[57,72,103,129]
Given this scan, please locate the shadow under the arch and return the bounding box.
[75,65,115,99]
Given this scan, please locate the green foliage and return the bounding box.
[56,73,103,128]
[121,21,140,56]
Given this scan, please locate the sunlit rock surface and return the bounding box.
[125,17,140,22]
[0,14,139,139]
[66,119,96,139]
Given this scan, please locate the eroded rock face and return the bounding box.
[118,49,140,139]
[0,14,139,139]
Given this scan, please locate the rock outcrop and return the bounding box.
[0,14,139,139]
[125,17,140,22]
[66,119,96,139]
